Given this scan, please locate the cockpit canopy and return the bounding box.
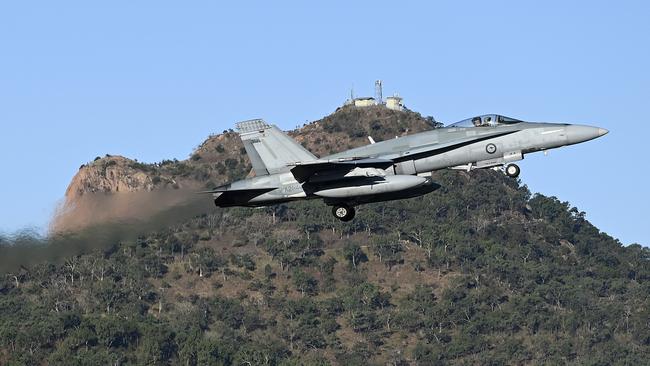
[447,114,523,128]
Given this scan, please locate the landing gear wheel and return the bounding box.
[505,163,520,178]
[332,205,356,222]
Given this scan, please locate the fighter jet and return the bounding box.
[208,115,607,221]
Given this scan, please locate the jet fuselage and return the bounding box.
[211,115,607,220]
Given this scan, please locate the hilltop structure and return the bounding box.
[344,80,405,111]
[385,94,404,111]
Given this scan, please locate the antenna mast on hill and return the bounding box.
[375,80,383,105]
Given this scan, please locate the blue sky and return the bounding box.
[1,1,648,245]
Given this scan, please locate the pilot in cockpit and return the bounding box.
[483,116,492,125]
[472,117,481,127]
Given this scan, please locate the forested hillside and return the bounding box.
[1,106,648,365]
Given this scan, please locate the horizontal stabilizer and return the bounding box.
[199,186,276,194]
[290,157,394,183]
[212,187,277,207]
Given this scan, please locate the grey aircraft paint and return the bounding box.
[208,114,607,221]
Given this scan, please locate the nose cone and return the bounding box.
[565,124,608,145]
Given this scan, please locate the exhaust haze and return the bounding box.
[0,187,215,272]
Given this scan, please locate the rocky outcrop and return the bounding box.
[53,156,177,233]
[66,156,158,198]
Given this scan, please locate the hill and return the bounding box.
[1,106,648,365]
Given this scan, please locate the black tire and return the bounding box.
[505,163,520,178]
[332,205,355,221]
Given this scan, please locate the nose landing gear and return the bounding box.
[332,204,356,221]
[505,163,520,178]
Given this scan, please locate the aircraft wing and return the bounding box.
[290,158,394,183]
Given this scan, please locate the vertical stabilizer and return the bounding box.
[235,119,316,175]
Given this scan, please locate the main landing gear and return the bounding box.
[505,163,520,178]
[332,204,356,222]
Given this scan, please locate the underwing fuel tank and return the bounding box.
[313,175,428,198]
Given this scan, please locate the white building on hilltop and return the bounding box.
[344,81,405,110]
[347,97,376,107]
[385,95,404,111]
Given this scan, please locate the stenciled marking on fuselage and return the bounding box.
[279,183,302,195]
[541,129,563,135]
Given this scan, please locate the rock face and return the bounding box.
[53,156,173,233]
[66,156,157,197]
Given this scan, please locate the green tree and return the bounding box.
[342,242,367,268]
[292,269,318,296]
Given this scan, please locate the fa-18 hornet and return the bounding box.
[208,115,607,221]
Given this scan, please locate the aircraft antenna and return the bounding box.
[375,80,383,105]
